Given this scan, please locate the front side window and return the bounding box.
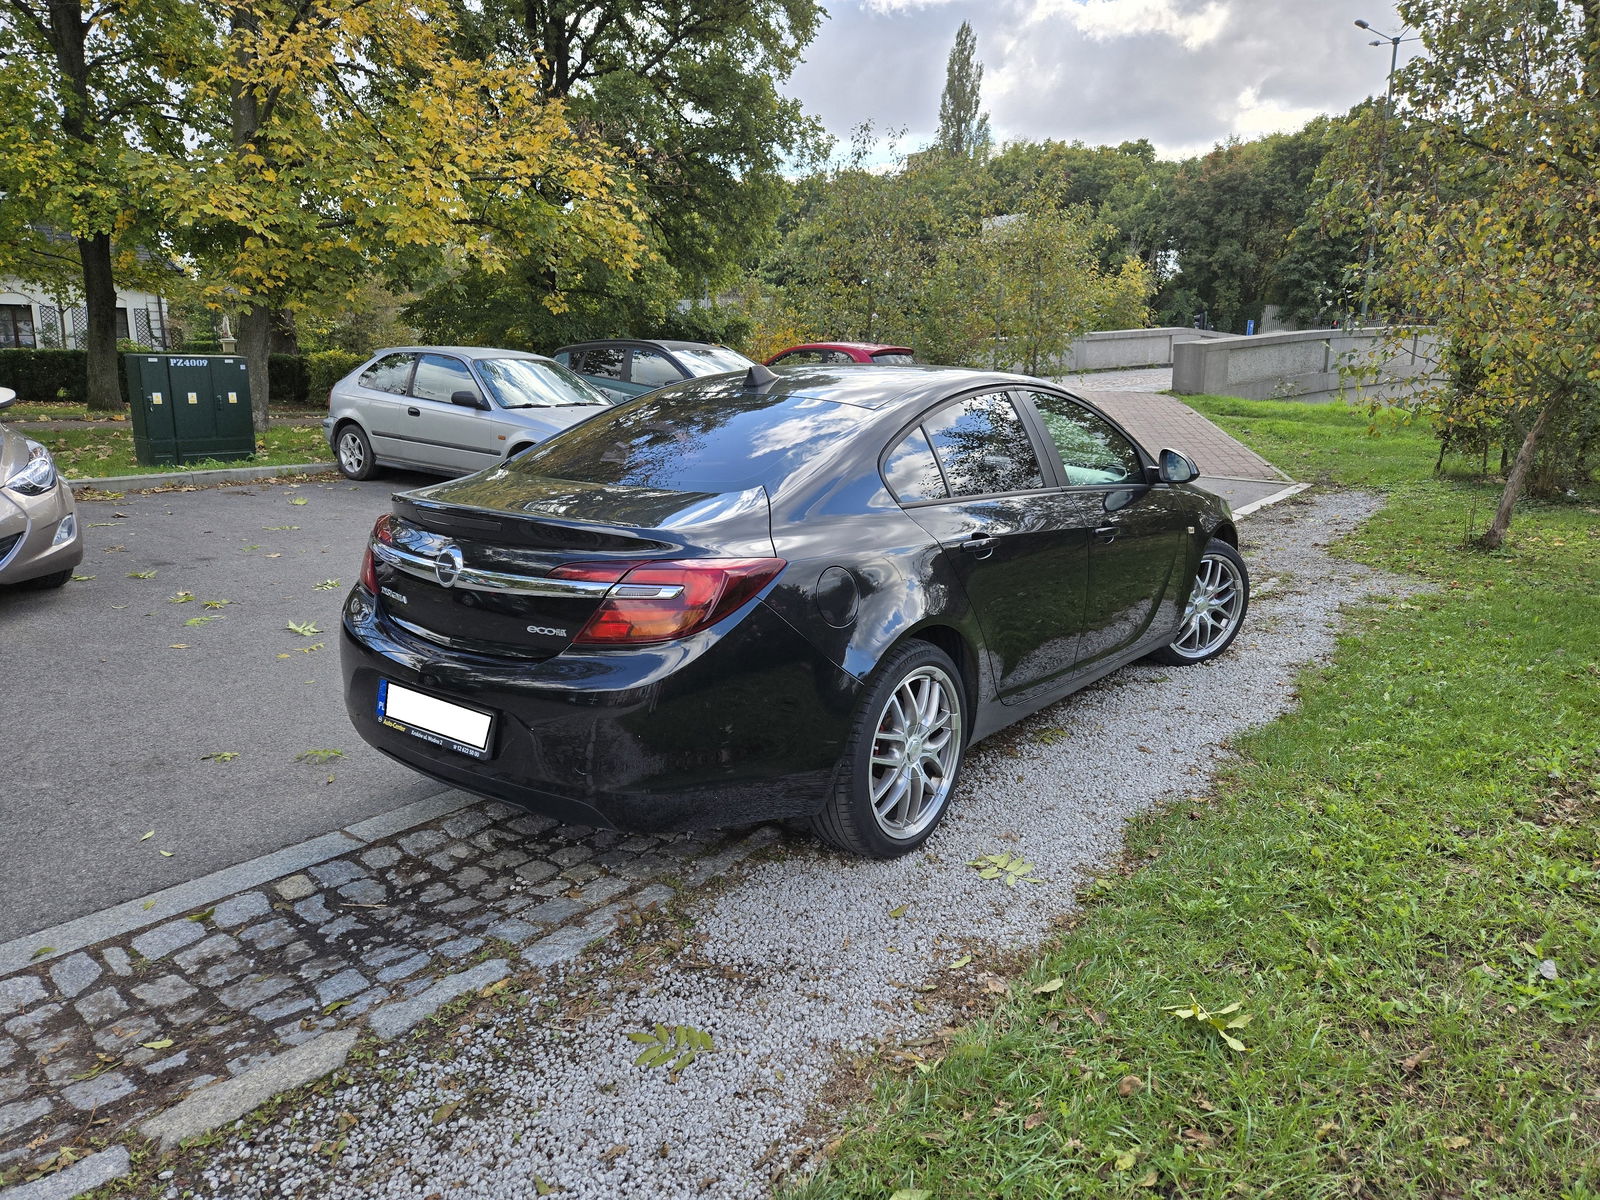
[581,346,625,380]
[1025,390,1142,485]
[411,354,477,404]
[629,349,684,389]
[921,392,1045,498]
[358,352,415,394]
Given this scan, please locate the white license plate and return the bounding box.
[377,680,495,760]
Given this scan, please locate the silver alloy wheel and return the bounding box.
[1173,551,1245,658]
[338,429,367,476]
[867,664,963,839]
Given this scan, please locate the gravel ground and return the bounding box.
[175,489,1403,1200]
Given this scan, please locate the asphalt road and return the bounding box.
[3,469,451,941]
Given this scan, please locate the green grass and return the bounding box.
[40,423,330,478]
[793,397,1600,1199]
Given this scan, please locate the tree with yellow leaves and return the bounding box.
[1370,0,1600,547]
[158,0,644,431]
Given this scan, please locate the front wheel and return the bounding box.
[335,424,378,481]
[812,641,967,858]
[1149,538,1249,665]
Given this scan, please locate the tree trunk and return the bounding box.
[79,234,122,411]
[238,304,273,437]
[1480,404,1552,550]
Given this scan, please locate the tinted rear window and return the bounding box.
[508,380,863,492]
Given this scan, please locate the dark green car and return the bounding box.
[551,339,756,401]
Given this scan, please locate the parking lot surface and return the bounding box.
[3,471,445,940]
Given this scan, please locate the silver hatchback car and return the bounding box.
[323,346,613,481]
[0,387,83,589]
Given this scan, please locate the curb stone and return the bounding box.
[368,959,510,1041]
[0,1148,129,1200]
[68,461,333,493]
[139,1029,360,1151]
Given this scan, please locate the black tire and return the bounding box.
[20,568,72,590]
[335,423,378,481]
[812,640,968,858]
[1149,537,1249,666]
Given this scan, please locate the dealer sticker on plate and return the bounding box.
[377,680,495,760]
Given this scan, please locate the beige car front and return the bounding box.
[0,387,83,589]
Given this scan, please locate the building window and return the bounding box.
[0,305,36,348]
[115,307,129,341]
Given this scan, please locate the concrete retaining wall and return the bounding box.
[1055,326,1233,371]
[1171,327,1443,403]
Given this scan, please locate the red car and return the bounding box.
[765,342,915,367]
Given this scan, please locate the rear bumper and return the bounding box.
[0,480,82,585]
[340,591,862,832]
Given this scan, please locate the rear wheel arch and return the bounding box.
[887,624,978,725]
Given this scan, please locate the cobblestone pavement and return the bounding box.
[0,799,747,1182]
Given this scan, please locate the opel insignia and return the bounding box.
[341,365,1248,857]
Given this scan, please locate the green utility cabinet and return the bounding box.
[123,353,256,466]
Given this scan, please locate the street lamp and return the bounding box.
[1353,19,1420,322]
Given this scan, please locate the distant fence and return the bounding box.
[1054,326,1234,372]
[1172,327,1443,404]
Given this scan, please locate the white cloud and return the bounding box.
[1029,0,1232,50]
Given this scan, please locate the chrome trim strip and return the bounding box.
[370,541,682,600]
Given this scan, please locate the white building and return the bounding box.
[0,279,171,350]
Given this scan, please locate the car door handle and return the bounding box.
[1093,525,1118,544]
[406,406,421,416]
[961,537,997,558]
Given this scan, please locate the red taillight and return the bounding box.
[550,558,786,645]
[361,514,396,593]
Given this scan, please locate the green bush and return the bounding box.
[0,349,91,405]
[305,350,366,406]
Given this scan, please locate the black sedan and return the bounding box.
[341,365,1248,858]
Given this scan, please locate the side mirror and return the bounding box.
[451,389,487,410]
[0,387,14,411]
[1157,447,1199,484]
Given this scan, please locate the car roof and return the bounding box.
[369,346,552,362]
[553,339,728,354]
[779,342,914,355]
[733,363,1037,412]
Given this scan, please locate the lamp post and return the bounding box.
[1353,19,1420,323]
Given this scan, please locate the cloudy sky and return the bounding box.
[783,0,1416,162]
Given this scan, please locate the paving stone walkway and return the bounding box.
[0,800,746,1182]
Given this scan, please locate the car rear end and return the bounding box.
[0,418,82,588]
[339,384,870,829]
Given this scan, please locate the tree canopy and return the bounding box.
[1360,0,1600,545]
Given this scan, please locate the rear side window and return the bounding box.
[358,353,415,394]
[1025,390,1142,485]
[883,428,947,502]
[772,349,826,366]
[411,354,476,404]
[580,346,625,380]
[921,393,1045,498]
[629,349,683,389]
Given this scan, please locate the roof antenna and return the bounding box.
[743,363,779,392]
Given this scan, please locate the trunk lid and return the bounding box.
[372,474,775,659]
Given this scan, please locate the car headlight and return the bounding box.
[5,440,59,496]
